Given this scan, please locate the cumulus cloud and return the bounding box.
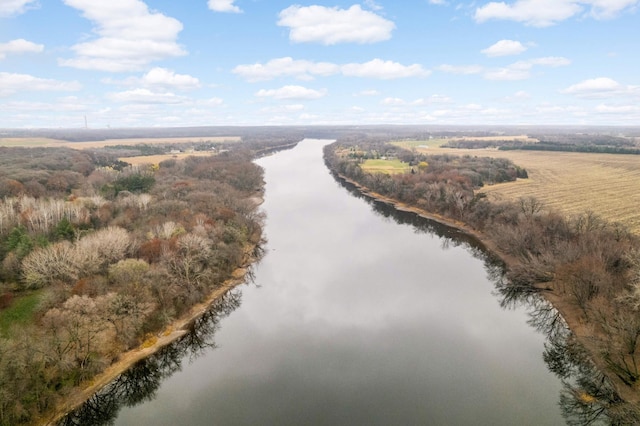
[208,0,241,13]
[0,72,82,96]
[233,57,339,82]
[437,64,484,74]
[0,0,37,17]
[59,0,186,72]
[107,88,186,104]
[484,56,570,80]
[475,0,639,26]
[481,40,527,57]
[234,57,428,81]
[0,39,44,59]
[341,59,430,79]
[255,85,327,100]
[277,5,395,45]
[139,68,200,89]
[561,77,639,98]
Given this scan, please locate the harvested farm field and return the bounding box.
[432,147,640,234]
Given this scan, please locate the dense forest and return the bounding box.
[325,139,640,422]
[0,138,296,425]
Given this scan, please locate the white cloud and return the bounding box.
[255,85,327,100]
[208,0,241,13]
[429,0,448,4]
[233,57,339,82]
[381,95,452,106]
[0,0,37,17]
[475,0,639,26]
[583,0,640,18]
[381,97,405,106]
[234,57,428,81]
[261,104,306,113]
[561,77,639,98]
[484,56,570,80]
[595,104,640,113]
[363,0,383,11]
[475,0,580,26]
[481,39,527,57]
[107,88,186,104]
[59,0,186,72]
[437,64,484,74]
[0,39,44,59]
[0,72,82,96]
[277,5,395,45]
[342,59,430,79]
[355,89,380,96]
[140,68,200,90]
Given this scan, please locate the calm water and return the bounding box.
[66,139,583,425]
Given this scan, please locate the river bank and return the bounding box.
[336,172,639,407]
[39,258,256,426]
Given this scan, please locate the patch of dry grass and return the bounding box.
[0,137,67,146]
[431,147,640,233]
[120,152,213,166]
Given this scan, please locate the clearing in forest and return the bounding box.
[361,158,412,174]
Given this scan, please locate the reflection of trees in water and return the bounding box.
[335,174,639,425]
[58,290,242,426]
[495,283,640,425]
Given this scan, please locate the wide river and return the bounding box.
[65,139,591,425]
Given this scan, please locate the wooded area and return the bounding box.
[325,139,640,422]
[0,138,296,425]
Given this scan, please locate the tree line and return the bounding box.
[0,140,290,425]
[325,139,640,421]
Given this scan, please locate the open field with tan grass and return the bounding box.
[120,151,214,166]
[361,158,412,174]
[0,137,69,146]
[0,136,240,149]
[426,147,640,233]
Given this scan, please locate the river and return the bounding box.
[61,139,616,425]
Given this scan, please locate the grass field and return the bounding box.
[120,151,214,166]
[0,136,241,149]
[427,147,640,234]
[0,291,42,337]
[361,158,412,174]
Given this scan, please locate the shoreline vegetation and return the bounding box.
[0,137,299,426]
[42,249,258,426]
[324,139,640,422]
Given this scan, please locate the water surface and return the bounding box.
[87,139,572,424]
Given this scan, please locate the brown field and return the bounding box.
[425,147,640,234]
[449,134,537,142]
[0,137,68,146]
[0,136,241,149]
[120,152,214,166]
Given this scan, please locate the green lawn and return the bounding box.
[0,291,42,337]
[361,158,411,174]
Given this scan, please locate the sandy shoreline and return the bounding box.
[39,263,254,426]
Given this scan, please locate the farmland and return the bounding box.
[0,135,240,149]
[423,147,640,234]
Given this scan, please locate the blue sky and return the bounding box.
[0,0,639,128]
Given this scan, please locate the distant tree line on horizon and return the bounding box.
[443,133,640,154]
